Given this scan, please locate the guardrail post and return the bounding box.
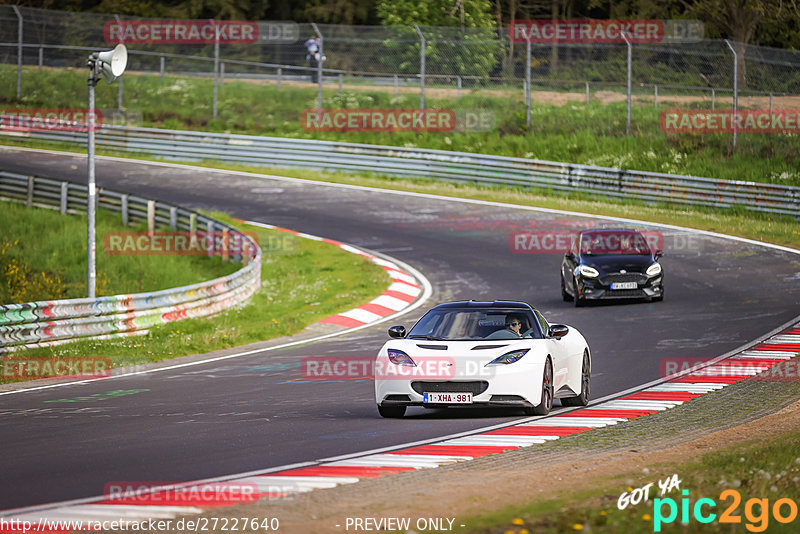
[189,212,197,232]
[12,6,22,99]
[121,194,129,225]
[147,200,155,236]
[276,67,281,90]
[169,206,177,231]
[414,25,426,110]
[25,176,34,207]
[221,227,229,262]
[159,56,165,80]
[38,47,43,72]
[206,220,215,257]
[60,182,68,215]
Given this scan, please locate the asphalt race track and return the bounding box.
[1,147,799,510]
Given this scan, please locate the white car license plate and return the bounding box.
[423,392,473,404]
[611,282,638,290]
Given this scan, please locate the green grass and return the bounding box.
[16,214,390,369]
[0,201,239,303]
[2,65,799,185]
[461,427,800,533]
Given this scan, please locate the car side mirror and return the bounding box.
[565,252,576,261]
[548,324,569,338]
[388,325,406,339]
[654,250,663,260]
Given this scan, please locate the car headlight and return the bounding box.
[646,262,662,277]
[577,265,599,278]
[387,349,416,366]
[486,349,530,366]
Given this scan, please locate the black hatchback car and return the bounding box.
[560,228,664,306]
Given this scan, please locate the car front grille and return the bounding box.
[411,381,489,396]
[600,289,646,298]
[600,273,646,285]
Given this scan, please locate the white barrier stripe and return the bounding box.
[766,335,800,343]
[295,232,323,241]
[326,458,436,469]
[339,308,383,324]
[357,453,472,463]
[519,418,617,427]
[338,244,366,256]
[387,271,418,285]
[252,475,360,487]
[442,436,551,446]
[369,295,409,311]
[371,258,401,270]
[387,282,421,296]
[591,400,681,410]
[648,384,726,393]
[734,351,794,359]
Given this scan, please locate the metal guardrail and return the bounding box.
[0,170,262,352]
[5,124,799,217]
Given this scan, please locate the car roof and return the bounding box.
[430,300,535,312]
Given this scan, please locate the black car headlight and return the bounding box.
[486,349,530,366]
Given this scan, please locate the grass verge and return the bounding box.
[4,212,391,377]
[0,201,238,303]
[1,65,798,185]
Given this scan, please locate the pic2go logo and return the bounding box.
[654,489,799,532]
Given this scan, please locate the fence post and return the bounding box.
[206,220,215,257]
[338,72,342,92]
[169,206,177,231]
[711,88,715,110]
[393,74,398,97]
[654,84,658,107]
[277,67,281,90]
[12,5,22,99]
[414,25,426,110]
[724,40,738,149]
[220,62,225,87]
[457,75,461,97]
[213,19,219,119]
[60,182,68,215]
[585,81,589,104]
[622,31,632,135]
[26,176,34,207]
[121,193,129,225]
[769,93,773,114]
[147,200,155,236]
[38,47,43,72]
[159,55,165,80]
[221,227,229,262]
[525,39,531,128]
[312,23,323,117]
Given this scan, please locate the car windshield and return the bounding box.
[580,230,651,255]
[407,308,540,340]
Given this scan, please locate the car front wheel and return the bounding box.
[525,359,553,416]
[562,351,590,407]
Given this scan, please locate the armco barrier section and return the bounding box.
[5,124,799,217]
[0,171,262,352]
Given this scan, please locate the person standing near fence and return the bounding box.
[304,36,321,83]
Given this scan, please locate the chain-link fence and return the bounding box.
[2,5,800,147]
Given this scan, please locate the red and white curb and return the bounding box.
[243,221,423,329]
[3,325,797,530]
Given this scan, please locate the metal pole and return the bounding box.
[87,70,98,298]
[623,31,632,135]
[457,76,461,97]
[769,93,773,114]
[525,39,531,127]
[220,62,225,87]
[213,19,219,119]
[114,15,123,110]
[725,40,738,149]
[414,25,425,110]
[654,84,658,108]
[585,81,589,104]
[711,88,715,110]
[311,23,323,117]
[159,55,165,80]
[12,6,22,99]
[38,47,43,72]
[393,74,398,97]
[338,72,342,92]
[277,67,281,90]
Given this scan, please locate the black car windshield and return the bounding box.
[580,230,652,255]
[407,308,541,340]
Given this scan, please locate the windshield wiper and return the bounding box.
[408,335,445,341]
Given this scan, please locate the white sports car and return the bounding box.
[375,300,591,418]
